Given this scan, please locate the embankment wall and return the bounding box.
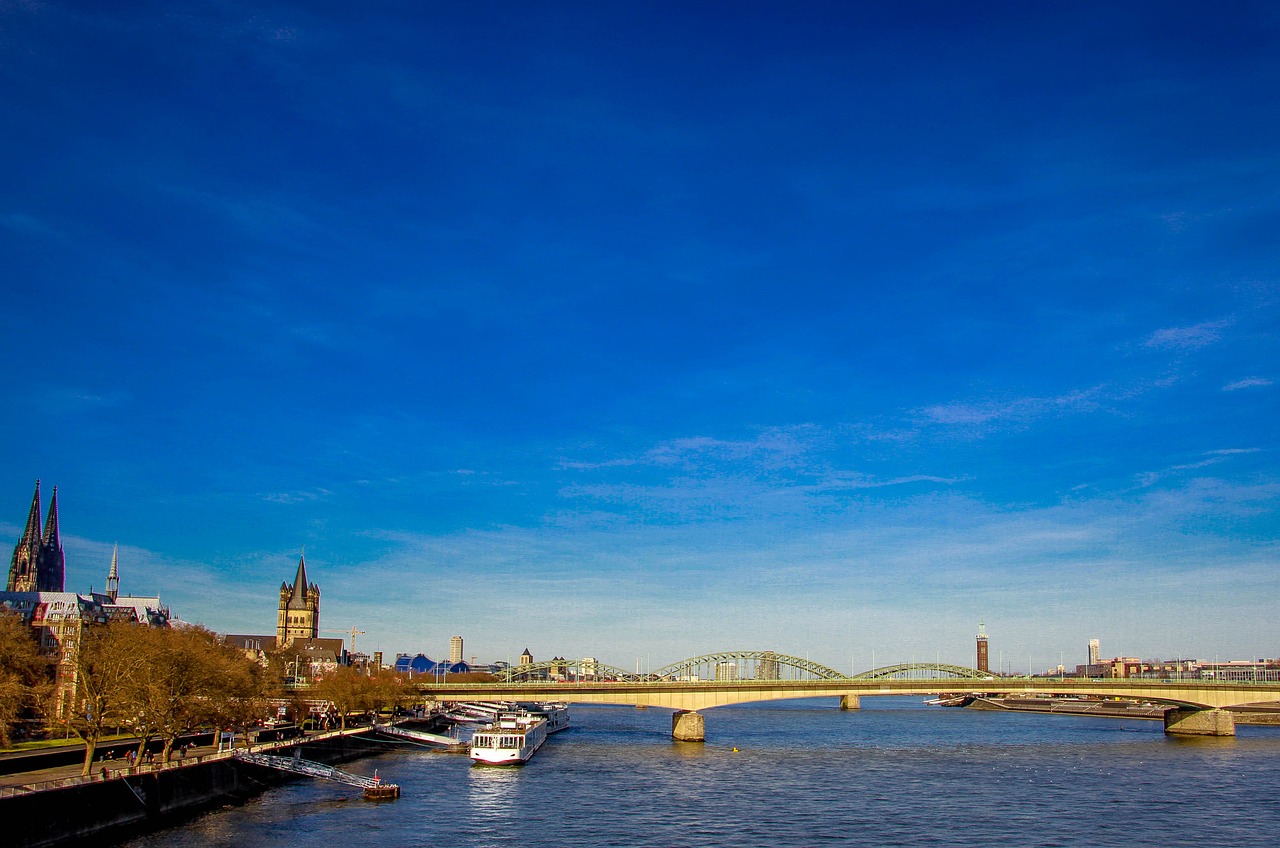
[8,730,384,848]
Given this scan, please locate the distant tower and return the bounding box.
[976,622,990,673]
[8,480,64,593]
[106,543,120,602]
[758,650,780,680]
[1088,638,1101,666]
[276,551,321,646]
[519,647,533,666]
[449,635,464,664]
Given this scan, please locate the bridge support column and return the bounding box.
[839,694,860,710]
[1164,707,1235,737]
[672,710,705,742]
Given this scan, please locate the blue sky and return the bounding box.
[2,2,1277,673]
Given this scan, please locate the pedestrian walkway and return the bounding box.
[0,725,379,797]
[0,741,222,793]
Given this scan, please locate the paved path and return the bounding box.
[0,726,375,795]
[0,742,223,790]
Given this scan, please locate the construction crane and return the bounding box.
[322,626,366,652]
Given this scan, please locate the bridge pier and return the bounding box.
[839,694,860,710]
[672,710,705,742]
[1164,707,1236,737]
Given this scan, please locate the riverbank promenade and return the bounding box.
[0,726,369,798]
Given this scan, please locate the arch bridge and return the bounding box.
[424,651,1280,741]
[501,650,847,683]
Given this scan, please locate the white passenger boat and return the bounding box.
[468,704,569,765]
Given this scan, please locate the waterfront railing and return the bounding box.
[0,725,373,799]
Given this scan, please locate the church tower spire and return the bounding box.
[276,550,320,646]
[106,543,120,602]
[37,485,65,592]
[290,548,309,606]
[8,480,43,592]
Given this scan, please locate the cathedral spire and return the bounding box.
[107,543,120,602]
[42,486,60,547]
[36,485,64,592]
[8,480,43,592]
[21,480,42,548]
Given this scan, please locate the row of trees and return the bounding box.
[1,613,433,775]
[72,622,270,773]
[0,614,272,774]
[308,666,413,730]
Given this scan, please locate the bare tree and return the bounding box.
[70,623,142,775]
[0,612,52,747]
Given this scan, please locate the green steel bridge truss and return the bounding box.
[852,662,995,680]
[499,651,992,683]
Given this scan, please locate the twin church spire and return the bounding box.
[6,480,64,593]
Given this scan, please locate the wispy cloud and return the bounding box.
[813,473,963,491]
[1145,320,1231,350]
[558,457,638,471]
[319,477,1280,666]
[920,387,1105,429]
[1133,449,1264,488]
[1223,376,1272,391]
[646,431,813,468]
[40,388,128,410]
[562,428,818,474]
[263,488,333,504]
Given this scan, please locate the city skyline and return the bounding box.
[2,3,1277,671]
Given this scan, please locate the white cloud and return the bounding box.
[49,469,1276,675]
[325,479,1280,670]
[262,488,333,504]
[1145,320,1230,350]
[920,387,1104,430]
[1223,376,1272,391]
[560,427,820,474]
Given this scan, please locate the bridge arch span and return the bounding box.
[652,651,846,682]
[500,658,637,683]
[854,663,994,680]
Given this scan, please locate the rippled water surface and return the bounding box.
[121,698,1280,848]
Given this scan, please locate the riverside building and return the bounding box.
[1,481,169,717]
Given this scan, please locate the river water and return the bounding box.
[121,698,1280,848]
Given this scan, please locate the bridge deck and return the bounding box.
[412,677,1280,712]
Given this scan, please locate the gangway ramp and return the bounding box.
[234,750,400,799]
[373,723,465,747]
